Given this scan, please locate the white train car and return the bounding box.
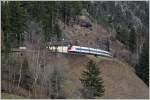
[67,46,112,57]
[47,45,112,57]
[47,46,68,53]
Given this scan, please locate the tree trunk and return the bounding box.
[17,58,23,89]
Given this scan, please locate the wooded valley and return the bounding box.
[1,1,149,99]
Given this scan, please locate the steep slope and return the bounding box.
[42,53,149,99]
[58,1,148,66]
[60,22,131,64]
[1,1,149,99]
[2,51,149,99]
[97,58,149,99]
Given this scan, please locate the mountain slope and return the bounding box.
[47,54,149,99]
[1,1,149,99]
[60,21,131,64]
[2,51,148,99]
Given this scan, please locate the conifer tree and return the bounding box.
[53,23,62,41]
[21,58,33,90]
[49,67,65,99]
[1,2,11,54]
[2,1,27,48]
[135,40,149,86]
[80,60,105,98]
[9,1,27,47]
[129,26,137,52]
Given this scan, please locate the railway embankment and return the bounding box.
[2,51,149,99]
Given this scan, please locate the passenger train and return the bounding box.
[67,45,112,57]
[47,45,112,57]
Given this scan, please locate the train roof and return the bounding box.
[72,46,111,54]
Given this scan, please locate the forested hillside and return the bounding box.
[1,1,149,99]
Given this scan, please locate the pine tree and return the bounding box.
[9,1,27,47]
[80,60,105,98]
[2,1,27,48]
[116,26,129,46]
[129,26,137,52]
[21,58,33,90]
[37,1,59,42]
[135,39,149,86]
[49,67,65,99]
[60,1,82,25]
[1,2,11,54]
[53,23,62,41]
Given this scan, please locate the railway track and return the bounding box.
[12,45,112,57]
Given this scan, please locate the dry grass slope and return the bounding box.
[1,53,149,99]
[62,54,149,99]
